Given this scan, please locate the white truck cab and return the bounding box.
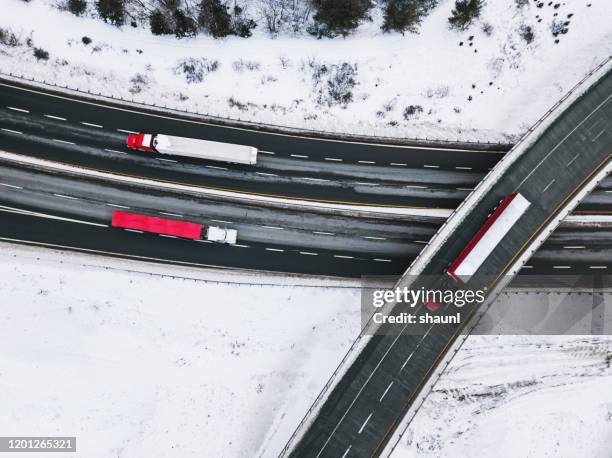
[206,226,238,245]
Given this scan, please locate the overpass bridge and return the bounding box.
[282,56,612,458]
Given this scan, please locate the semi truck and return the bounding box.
[111,211,238,244]
[126,133,258,165]
[447,192,531,283]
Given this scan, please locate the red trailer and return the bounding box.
[111,211,203,239]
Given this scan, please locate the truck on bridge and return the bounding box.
[111,210,238,244]
[126,133,258,165]
[447,192,531,282]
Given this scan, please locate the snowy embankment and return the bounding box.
[2,242,612,457]
[2,0,611,142]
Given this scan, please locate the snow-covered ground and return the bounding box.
[2,242,612,457]
[2,0,611,142]
[0,242,361,458]
[391,335,612,458]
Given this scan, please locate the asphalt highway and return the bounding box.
[0,163,609,277]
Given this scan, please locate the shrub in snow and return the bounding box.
[149,1,197,38]
[481,21,493,35]
[519,24,534,43]
[33,47,49,60]
[67,0,87,16]
[174,58,220,83]
[308,0,372,38]
[198,0,233,37]
[258,0,312,35]
[228,96,248,110]
[448,0,484,31]
[0,28,20,47]
[96,0,125,26]
[81,36,92,45]
[232,59,261,72]
[128,73,150,94]
[231,5,257,38]
[313,62,358,107]
[403,104,424,119]
[550,19,568,37]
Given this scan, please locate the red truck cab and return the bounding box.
[127,133,156,153]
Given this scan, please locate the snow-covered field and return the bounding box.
[0,242,361,458]
[2,242,612,457]
[392,335,612,458]
[2,0,611,142]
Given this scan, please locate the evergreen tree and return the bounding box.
[67,0,87,16]
[382,0,421,34]
[448,0,483,30]
[198,0,232,37]
[96,0,125,25]
[309,0,373,37]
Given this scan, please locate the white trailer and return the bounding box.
[127,133,258,165]
[447,192,531,282]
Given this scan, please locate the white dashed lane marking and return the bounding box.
[1,128,23,135]
[0,183,23,189]
[7,106,29,113]
[53,193,78,200]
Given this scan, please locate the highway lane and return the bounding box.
[0,207,609,279]
[0,80,506,168]
[0,107,477,209]
[288,63,612,456]
[0,210,406,277]
[1,105,610,212]
[0,163,609,277]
